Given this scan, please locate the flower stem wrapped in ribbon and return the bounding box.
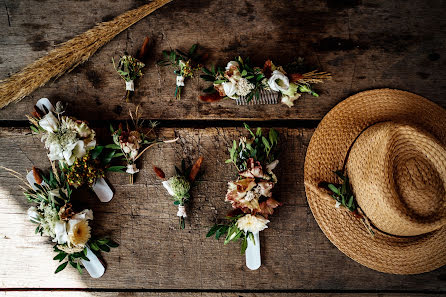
[157,44,205,100]
[154,156,204,229]
[113,54,145,102]
[27,98,115,202]
[109,106,178,184]
[1,166,118,277]
[200,56,331,107]
[206,124,282,270]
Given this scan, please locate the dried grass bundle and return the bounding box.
[0,0,172,109]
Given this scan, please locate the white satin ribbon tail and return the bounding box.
[82,246,105,278]
[36,98,54,114]
[92,178,114,202]
[245,231,261,270]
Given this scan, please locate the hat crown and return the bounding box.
[347,122,446,236]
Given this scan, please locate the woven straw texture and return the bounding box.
[347,122,446,236]
[304,89,446,274]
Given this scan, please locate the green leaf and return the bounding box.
[269,129,279,146]
[97,238,109,245]
[107,166,126,172]
[241,237,248,254]
[99,244,110,252]
[91,146,104,159]
[53,252,67,262]
[69,261,77,269]
[262,137,270,150]
[241,69,247,76]
[200,74,215,82]
[173,200,180,205]
[188,43,198,55]
[225,159,232,163]
[213,79,226,84]
[107,240,119,248]
[30,126,40,133]
[202,67,213,76]
[90,242,100,251]
[105,144,121,150]
[328,184,340,194]
[54,261,68,274]
[76,261,83,274]
[206,225,220,237]
[83,247,88,257]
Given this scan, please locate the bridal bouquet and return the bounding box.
[200,57,331,107]
[109,106,178,184]
[207,124,281,270]
[4,166,118,277]
[28,98,115,202]
[154,157,204,229]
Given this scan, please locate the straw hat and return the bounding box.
[304,89,446,274]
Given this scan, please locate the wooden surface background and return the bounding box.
[1,0,446,296]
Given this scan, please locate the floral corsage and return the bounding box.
[207,124,282,270]
[154,157,203,229]
[28,98,115,202]
[200,56,331,107]
[109,106,178,184]
[157,44,204,100]
[113,54,145,102]
[2,166,118,277]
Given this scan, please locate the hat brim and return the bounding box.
[304,89,446,274]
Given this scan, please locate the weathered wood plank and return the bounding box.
[0,127,445,290]
[1,0,445,121]
[0,292,442,297]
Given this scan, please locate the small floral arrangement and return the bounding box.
[109,106,178,184]
[325,171,374,236]
[157,44,204,100]
[3,166,118,276]
[200,57,331,107]
[113,54,145,102]
[207,124,282,257]
[28,98,116,202]
[154,157,204,229]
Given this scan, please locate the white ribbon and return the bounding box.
[81,246,105,278]
[176,76,185,87]
[36,98,54,114]
[177,205,187,218]
[125,80,134,91]
[126,164,139,174]
[92,178,114,203]
[245,231,261,270]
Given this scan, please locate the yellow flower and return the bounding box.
[68,220,91,246]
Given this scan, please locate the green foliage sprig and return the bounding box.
[112,54,145,101]
[158,44,203,100]
[206,215,254,254]
[226,123,279,171]
[327,171,357,212]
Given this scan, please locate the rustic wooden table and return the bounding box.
[1,0,446,296]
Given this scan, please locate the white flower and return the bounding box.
[27,206,42,223]
[223,81,238,99]
[236,78,255,97]
[72,209,93,221]
[162,180,176,196]
[53,221,69,244]
[176,75,185,87]
[126,164,139,174]
[268,70,290,93]
[39,112,59,133]
[226,61,239,71]
[236,214,269,234]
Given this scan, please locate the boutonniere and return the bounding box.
[154,157,204,229]
[27,98,115,202]
[109,106,178,184]
[324,171,374,236]
[200,56,331,107]
[206,124,282,270]
[157,44,205,100]
[113,54,145,102]
[1,166,118,277]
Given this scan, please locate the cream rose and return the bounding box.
[268,70,290,93]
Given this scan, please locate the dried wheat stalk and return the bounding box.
[0,0,172,109]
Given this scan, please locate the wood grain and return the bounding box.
[1,127,445,290]
[1,0,445,121]
[1,293,443,297]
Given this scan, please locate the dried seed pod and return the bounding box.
[189,156,203,182]
[32,166,43,185]
[153,166,165,179]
